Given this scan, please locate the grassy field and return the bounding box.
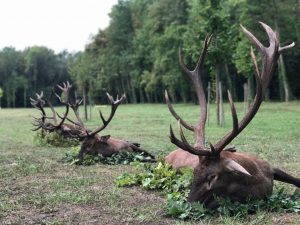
[0,102,300,224]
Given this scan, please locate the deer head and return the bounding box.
[61,92,127,160]
[165,22,294,207]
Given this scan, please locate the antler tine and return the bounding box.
[68,97,85,127]
[165,90,195,131]
[30,92,48,127]
[178,121,211,154]
[44,99,58,125]
[106,92,126,105]
[213,22,292,153]
[240,24,264,53]
[57,113,82,127]
[177,35,212,150]
[279,42,295,53]
[250,47,260,78]
[178,34,212,81]
[55,104,69,129]
[55,81,72,104]
[30,91,45,107]
[88,93,126,137]
[227,90,238,133]
[106,92,114,104]
[48,82,72,129]
[195,34,213,73]
[169,122,211,156]
[36,91,44,99]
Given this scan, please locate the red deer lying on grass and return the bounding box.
[65,93,156,162]
[31,82,155,163]
[165,22,299,208]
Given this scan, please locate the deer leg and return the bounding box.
[273,168,300,188]
[77,145,86,163]
[130,144,156,160]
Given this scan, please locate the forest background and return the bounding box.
[0,0,299,108]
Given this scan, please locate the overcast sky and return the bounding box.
[0,0,118,53]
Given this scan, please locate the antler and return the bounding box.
[88,93,126,137]
[62,92,126,139]
[213,22,294,153]
[68,98,85,127]
[34,82,72,132]
[166,34,212,155]
[30,91,47,131]
[167,22,294,158]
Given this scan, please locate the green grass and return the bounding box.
[0,102,300,224]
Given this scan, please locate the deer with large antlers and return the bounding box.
[67,93,156,162]
[31,83,156,162]
[165,22,299,208]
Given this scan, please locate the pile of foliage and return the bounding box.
[62,146,155,166]
[117,162,193,195]
[117,162,300,220]
[33,131,80,147]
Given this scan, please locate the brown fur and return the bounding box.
[165,149,199,169]
[78,135,155,162]
[166,149,299,208]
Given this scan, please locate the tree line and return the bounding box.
[0,0,299,108]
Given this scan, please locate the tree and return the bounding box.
[0,87,3,108]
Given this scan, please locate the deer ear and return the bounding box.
[225,159,251,176]
[100,135,111,142]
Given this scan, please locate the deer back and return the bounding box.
[165,149,199,169]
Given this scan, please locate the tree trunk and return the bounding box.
[145,91,151,103]
[180,87,187,103]
[120,76,126,97]
[215,65,221,126]
[83,86,88,120]
[12,88,16,108]
[218,81,224,127]
[243,82,249,114]
[278,55,292,102]
[207,82,211,126]
[128,77,137,103]
[224,64,236,99]
[6,87,10,108]
[154,91,158,103]
[139,88,145,103]
[23,86,27,107]
[88,91,92,120]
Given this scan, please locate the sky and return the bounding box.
[0,0,119,53]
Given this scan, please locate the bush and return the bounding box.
[117,161,193,195]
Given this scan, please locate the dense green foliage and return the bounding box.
[62,146,155,166]
[0,47,73,107]
[83,0,300,103]
[0,0,299,107]
[117,161,300,220]
[117,161,193,194]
